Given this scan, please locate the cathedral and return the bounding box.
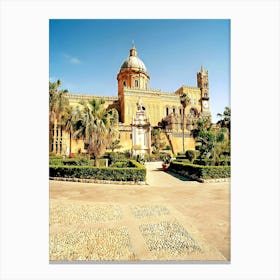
[50,44,211,155]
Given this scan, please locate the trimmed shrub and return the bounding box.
[175,159,191,164]
[193,158,230,166]
[110,161,133,168]
[106,152,127,166]
[49,160,146,182]
[136,154,145,165]
[159,152,172,161]
[176,155,187,160]
[62,158,90,166]
[169,161,230,180]
[193,159,215,166]
[49,158,63,165]
[49,155,63,159]
[50,157,107,167]
[96,158,107,167]
[185,150,198,163]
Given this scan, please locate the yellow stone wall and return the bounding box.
[122,87,201,127]
[118,125,132,152]
[169,136,196,154]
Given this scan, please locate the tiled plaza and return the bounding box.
[49,162,230,262]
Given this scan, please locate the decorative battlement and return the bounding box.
[124,87,176,96]
[180,85,200,90]
[66,93,118,101]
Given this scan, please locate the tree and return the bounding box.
[151,128,166,155]
[108,139,123,152]
[191,117,230,165]
[49,80,69,154]
[60,105,78,156]
[49,80,69,126]
[74,98,119,166]
[217,106,231,136]
[180,92,191,152]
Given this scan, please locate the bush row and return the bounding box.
[49,157,108,167]
[49,160,146,182]
[110,161,134,168]
[169,161,230,180]
[193,159,230,166]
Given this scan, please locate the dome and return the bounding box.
[120,44,147,73]
[121,56,147,72]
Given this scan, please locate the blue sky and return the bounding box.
[49,19,230,122]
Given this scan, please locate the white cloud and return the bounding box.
[63,53,81,64]
[70,57,81,64]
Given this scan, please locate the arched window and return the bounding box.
[135,80,139,87]
[123,81,126,87]
[173,107,176,114]
[190,107,198,117]
[166,107,169,116]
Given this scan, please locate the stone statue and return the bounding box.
[136,98,144,111]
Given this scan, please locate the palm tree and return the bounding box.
[180,92,191,152]
[49,80,69,154]
[49,80,69,125]
[74,98,119,166]
[60,105,77,157]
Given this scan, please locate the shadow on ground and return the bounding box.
[165,170,194,182]
[150,167,195,182]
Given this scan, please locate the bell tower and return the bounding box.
[197,66,211,117]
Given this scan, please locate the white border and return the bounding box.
[0,0,279,279]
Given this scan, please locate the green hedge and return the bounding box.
[175,159,191,164]
[49,160,146,182]
[185,150,199,162]
[49,157,108,167]
[110,161,133,168]
[193,159,231,166]
[49,158,63,165]
[62,158,90,166]
[169,161,230,180]
[176,155,187,159]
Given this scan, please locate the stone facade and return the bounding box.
[50,44,211,155]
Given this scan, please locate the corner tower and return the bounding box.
[197,65,211,117]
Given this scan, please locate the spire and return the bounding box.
[201,65,204,72]
[130,41,137,57]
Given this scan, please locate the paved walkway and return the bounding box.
[145,161,198,187]
[49,162,230,262]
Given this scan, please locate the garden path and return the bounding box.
[145,161,197,187]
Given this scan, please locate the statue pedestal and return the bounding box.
[131,100,151,156]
